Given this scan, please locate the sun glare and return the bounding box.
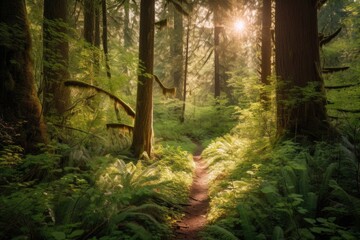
[233,19,246,32]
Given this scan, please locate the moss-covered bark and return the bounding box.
[0,0,47,152]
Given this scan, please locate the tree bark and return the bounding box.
[83,0,95,45]
[43,0,70,117]
[214,10,221,99]
[275,0,331,139]
[131,0,155,157]
[181,17,191,123]
[260,0,272,86]
[102,0,111,79]
[0,0,47,152]
[171,2,184,99]
[94,0,101,76]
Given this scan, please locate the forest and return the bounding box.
[0,0,360,239]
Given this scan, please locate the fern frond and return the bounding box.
[124,222,153,240]
[272,226,285,240]
[237,205,256,240]
[204,224,239,240]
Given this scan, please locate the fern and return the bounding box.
[203,225,239,240]
[237,205,256,240]
[272,226,285,240]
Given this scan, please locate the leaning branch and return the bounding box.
[322,66,350,74]
[64,80,135,118]
[320,27,342,46]
[325,82,359,89]
[336,108,360,113]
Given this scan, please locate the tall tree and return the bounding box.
[275,0,331,138]
[102,0,111,79]
[208,0,231,99]
[213,5,221,98]
[43,0,70,117]
[83,0,95,82]
[131,0,155,157]
[94,0,101,75]
[83,0,95,45]
[171,2,184,99]
[0,0,47,152]
[260,0,271,104]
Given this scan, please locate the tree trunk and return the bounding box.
[131,0,155,157]
[43,0,70,117]
[124,1,132,48]
[214,9,221,99]
[94,0,101,76]
[83,0,95,83]
[171,2,184,99]
[102,0,111,79]
[83,0,94,45]
[275,0,331,139]
[260,0,272,104]
[181,17,191,123]
[0,0,47,152]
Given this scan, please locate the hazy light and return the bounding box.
[233,19,246,32]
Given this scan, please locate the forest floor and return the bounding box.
[173,143,209,239]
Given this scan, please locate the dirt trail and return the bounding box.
[174,144,209,239]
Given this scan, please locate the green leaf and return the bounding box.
[261,185,276,194]
[68,229,84,238]
[51,231,66,240]
[272,226,285,240]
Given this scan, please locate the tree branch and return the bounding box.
[320,27,342,46]
[322,66,350,73]
[64,80,135,118]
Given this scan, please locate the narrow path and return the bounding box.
[174,144,209,239]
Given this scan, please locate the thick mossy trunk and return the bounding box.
[275,0,333,140]
[131,0,155,157]
[0,0,47,152]
[43,0,70,117]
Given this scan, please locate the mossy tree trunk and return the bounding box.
[0,0,47,152]
[43,0,70,118]
[275,0,331,139]
[131,0,155,157]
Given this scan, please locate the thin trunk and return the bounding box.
[131,0,155,157]
[171,2,184,99]
[102,0,111,79]
[275,0,331,139]
[214,10,221,98]
[181,17,190,123]
[0,0,47,152]
[124,1,132,48]
[94,0,100,75]
[43,0,70,117]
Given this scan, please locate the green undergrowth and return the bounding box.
[154,98,237,152]
[201,131,360,239]
[0,141,193,239]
